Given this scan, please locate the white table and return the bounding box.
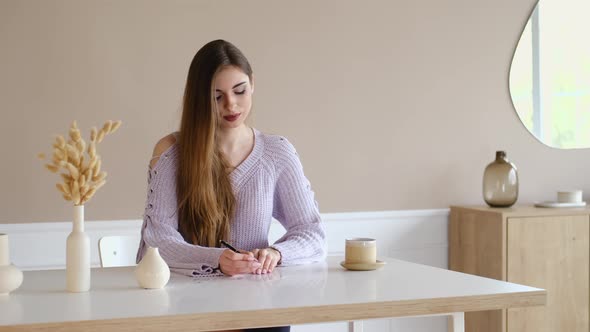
[0,256,545,332]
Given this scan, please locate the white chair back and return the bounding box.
[98,235,141,267]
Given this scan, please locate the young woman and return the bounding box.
[136,40,326,332]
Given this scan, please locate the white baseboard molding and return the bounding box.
[0,208,450,271]
[2,219,143,270]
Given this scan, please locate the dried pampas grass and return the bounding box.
[38,120,122,206]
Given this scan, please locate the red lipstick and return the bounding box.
[223,114,240,122]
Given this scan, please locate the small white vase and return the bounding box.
[0,233,23,295]
[66,205,90,292]
[135,247,170,289]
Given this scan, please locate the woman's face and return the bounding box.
[213,66,253,130]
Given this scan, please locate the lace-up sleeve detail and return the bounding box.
[136,143,225,276]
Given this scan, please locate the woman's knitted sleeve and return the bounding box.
[136,145,226,276]
[270,137,327,265]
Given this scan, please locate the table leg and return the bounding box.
[447,312,465,332]
[348,320,363,332]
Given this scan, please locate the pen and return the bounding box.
[220,240,240,253]
[221,240,259,263]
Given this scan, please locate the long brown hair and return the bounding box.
[177,40,253,247]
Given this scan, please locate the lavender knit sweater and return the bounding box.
[136,128,327,276]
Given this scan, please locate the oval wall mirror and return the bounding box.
[509,0,590,149]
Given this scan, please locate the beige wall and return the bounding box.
[2,0,585,224]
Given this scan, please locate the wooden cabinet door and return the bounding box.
[507,215,589,332]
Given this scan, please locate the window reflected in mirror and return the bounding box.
[510,0,590,149]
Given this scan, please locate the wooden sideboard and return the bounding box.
[450,205,590,332]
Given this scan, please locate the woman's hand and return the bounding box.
[218,249,261,276]
[251,247,281,274]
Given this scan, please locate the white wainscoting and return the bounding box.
[0,209,450,332]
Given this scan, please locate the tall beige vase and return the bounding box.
[66,205,90,292]
[0,233,23,295]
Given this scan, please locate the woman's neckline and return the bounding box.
[168,128,264,185]
[228,127,264,184]
[223,126,256,173]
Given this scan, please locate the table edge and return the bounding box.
[2,289,546,331]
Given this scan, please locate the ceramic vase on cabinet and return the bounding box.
[0,233,23,295]
[66,205,90,292]
[483,151,519,207]
[135,247,170,289]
